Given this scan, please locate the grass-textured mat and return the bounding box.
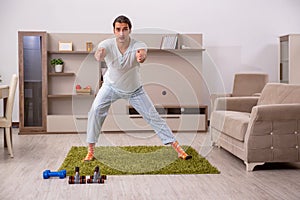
[58,146,219,176]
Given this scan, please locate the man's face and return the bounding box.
[114,22,131,43]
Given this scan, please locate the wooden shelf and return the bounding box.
[48,51,92,54]
[48,72,75,76]
[148,48,205,52]
[48,94,94,98]
[48,49,204,54]
[129,115,180,119]
[48,94,73,98]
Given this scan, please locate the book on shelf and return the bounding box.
[160,34,178,49]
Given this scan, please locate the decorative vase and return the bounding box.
[55,64,63,73]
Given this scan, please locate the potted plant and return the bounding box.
[50,58,64,73]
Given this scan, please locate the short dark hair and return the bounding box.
[113,15,132,30]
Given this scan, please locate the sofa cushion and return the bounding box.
[258,83,300,105]
[211,111,250,142]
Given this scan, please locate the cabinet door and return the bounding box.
[18,31,47,133]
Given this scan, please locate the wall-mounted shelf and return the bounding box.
[48,94,94,98]
[48,51,92,54]
[48,49,205,54]
[48,72,75,76]
[48,94,73,98]
[148,48,205,52]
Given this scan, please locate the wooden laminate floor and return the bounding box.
[1,128,300,200]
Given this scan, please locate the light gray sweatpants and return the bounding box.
[86,84,176,145]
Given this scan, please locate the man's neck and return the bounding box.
[117,38,130,54]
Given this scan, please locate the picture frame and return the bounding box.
[59,42,73,51]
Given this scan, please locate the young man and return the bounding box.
[84,15,191,161]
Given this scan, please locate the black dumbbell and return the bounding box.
[87,166,106,184]
[68,167,86,184]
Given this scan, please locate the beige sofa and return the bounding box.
[210,83,300,171]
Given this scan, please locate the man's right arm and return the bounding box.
[94,48,106,61]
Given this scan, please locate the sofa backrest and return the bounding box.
[257,83,300,105]
[232,73,269,97]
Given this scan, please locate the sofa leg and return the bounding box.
[210,140,220,148]
[209,126,220,147]
[245,162,265,172]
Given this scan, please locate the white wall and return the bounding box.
[1,0,300,121]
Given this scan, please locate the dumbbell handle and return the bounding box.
[43,170,66,179]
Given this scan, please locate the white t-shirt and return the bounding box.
[98,38,147,93]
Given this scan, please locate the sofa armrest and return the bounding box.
[210,93,232,100]
[250,104,300,120]
[214,96,259,113]
[210,93,232,111]
[245,104,300,164]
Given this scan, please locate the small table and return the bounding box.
[0,85,10,147]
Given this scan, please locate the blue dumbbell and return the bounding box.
[43,169,66,179]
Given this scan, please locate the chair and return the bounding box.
[0,74,18,158]
[210,73,269,111]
